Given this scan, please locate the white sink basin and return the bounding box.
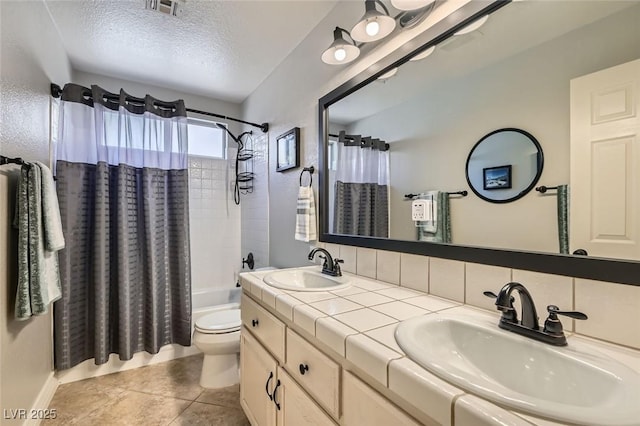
[263,269,350,292]
[395,313,640,425]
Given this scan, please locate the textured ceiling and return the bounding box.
[44,0,338,103]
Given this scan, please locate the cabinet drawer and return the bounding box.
[285,329,340,419]
[242,293,286,363]
[277,366,337,426]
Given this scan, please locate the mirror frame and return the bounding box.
[465,128,544,203]
[318,0,640,286]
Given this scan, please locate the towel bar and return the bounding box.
[404,190,468,200]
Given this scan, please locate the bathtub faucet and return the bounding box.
[308,248,343,277]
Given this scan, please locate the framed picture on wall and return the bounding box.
[483,165,512,190]
[276,127,300,172]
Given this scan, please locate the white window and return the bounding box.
[187,118,227,159]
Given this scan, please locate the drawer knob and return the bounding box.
[251,319,259,327]
[299,363,309,375]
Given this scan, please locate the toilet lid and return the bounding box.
[195,309,241,333]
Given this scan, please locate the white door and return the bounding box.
[240,330,278,426]
[570,58,640,260]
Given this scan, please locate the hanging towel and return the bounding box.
[295,186,317,242]
[557,184,569,254]
[419,191,438,233]
[417,191,451,243]
[14,162,65,320]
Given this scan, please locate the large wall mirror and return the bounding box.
[319,0,640,285]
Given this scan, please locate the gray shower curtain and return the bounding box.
[53,84,191,370]
[333,181,388,237]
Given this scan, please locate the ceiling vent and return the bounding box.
[145,0,184,17]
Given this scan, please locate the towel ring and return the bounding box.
[300,166,314,187]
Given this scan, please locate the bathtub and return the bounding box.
[192,287,241,329]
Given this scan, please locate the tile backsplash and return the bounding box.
[315,243,640,351]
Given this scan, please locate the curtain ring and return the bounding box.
[299,166,314,187]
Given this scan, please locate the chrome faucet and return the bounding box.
[484,282,588,346]
[308,248,343,277]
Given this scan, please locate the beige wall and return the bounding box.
[241,0,471,268]
[0,0,72,418]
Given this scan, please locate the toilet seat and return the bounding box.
[195,309,241,334]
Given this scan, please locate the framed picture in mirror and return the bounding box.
[276,127,300,172]
[483,165,512,190]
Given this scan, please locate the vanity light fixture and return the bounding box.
[351,0,397,43]
[377,67,398,80]
[321,27,361,65]
[454,15,489,36]
[390,0,435,11]
[409,45,436,61]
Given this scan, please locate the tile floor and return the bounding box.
[45,355,250,425]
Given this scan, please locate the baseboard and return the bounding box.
[22,372,59,426]
[56,344,201,384]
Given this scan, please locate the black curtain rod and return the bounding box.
[329,132,390,152]
[50,83,269,133]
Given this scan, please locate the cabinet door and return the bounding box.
[275,367,337,426]
[342,371,421,426]
[241,329,278,426]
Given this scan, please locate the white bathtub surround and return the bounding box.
[240,265,640,425]
[241,133,269,269]
[189,156,241,294]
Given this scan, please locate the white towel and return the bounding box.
[35,162,65,251]
[14,162,64,320]
[295,186,317,242]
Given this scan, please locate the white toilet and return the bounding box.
[193,303,242,388]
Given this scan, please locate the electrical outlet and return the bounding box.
[412,200,427,221]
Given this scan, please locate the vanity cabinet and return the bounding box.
[241,289,422,426]
[241,296,337,426]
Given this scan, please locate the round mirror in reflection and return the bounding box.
[465,128,543,203]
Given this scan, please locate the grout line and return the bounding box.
[168,399,196,425]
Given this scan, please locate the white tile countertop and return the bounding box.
[240,265,640,426]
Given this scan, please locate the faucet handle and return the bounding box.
[544,305,587,336]
[483,291,515,304]
[546,305,588,320]
[333,258,343,276]
[484,290,518,323]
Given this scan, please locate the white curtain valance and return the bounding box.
[335,143,389,185]
[54,84,188,170]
